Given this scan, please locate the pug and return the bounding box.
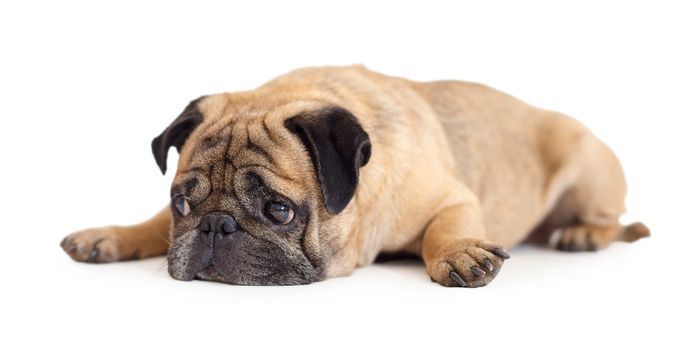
[60,65,649,287]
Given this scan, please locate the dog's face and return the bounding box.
[151,95,371,285]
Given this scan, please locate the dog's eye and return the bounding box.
[173,195,191,216]
[264,202,294,225]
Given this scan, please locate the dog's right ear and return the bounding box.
[151,97,206,174]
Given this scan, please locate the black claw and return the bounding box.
[469,279,486,288]
[60,237,68,248]
[567,242,582,252]
[557,239,572,251]
[493,248,510,259]
[449,271,468,287]
[88,247,100,262]
[471,266,487,277]
[586,234,598,251]
[482,259,494,271]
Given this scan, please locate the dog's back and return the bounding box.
[271,65,643,249]
[337,66,644,250]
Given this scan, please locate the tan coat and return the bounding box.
[61,65,649,287]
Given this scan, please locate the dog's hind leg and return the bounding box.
[60,207,171,263]
[550,135,650,252]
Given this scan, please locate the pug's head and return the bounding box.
[152,95,371,285]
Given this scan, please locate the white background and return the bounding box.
[1,1,697,349]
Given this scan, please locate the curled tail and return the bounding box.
[617,222,651,243]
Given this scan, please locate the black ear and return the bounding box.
[285,107,372,214]
[151,97,206,174]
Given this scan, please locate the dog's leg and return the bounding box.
[553,137,650,252]
[60,207,171,263]
[421,195,510,288]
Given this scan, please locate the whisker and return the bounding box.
[246,261,276,270]
[244,270,277,279]
[155,228,171,245]
[246,252,270,261]
[156,258,168,272]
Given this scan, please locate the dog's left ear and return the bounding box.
[151,97,206,174]
[285,107,372,214]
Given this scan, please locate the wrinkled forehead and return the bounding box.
[172,95,322,202]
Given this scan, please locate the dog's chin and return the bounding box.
[166,229,321,286]
[193,266,314,286]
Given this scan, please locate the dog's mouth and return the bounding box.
[202,264,217,276]
[167,229,321,286]
[188,258,314,286]
[193,263,281,285]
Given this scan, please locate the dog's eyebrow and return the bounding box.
[181,166,208,174]
[200,135,226,150]
[241,171,299,206]
[249,164,298,185]
[170,177,200,197]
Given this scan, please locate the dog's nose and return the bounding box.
[199,212,238,235]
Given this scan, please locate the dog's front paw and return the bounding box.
[426,238,510,288]
[60,227,121,263]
